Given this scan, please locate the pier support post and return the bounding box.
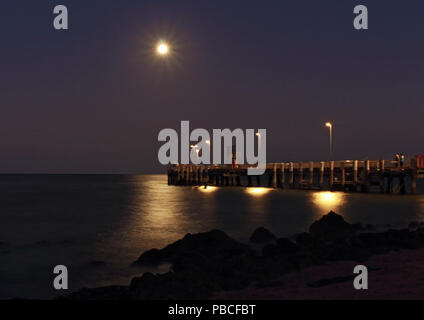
[182,165,187,185]
[379,160,386,193]
[309,161,314,187]
[387,173,392,193]
[267,168,273,187]
[200,167,205,185]
[353,160,358,190]
[299,163,304,188]
[411,157,417,194]
[177,165,181,185]
[341,162,345,187]
[400,173,406,194]
[319,162,325,188]
[281,163,285,188]
[172,168,176,185]
[200,167,204,185]
[330,161,335,189]
[168,168,171,185]
[194,166,199,185]
[189,165,194,185]
[411,173,417,194]
[362,160,370,192]
[272,164,277,188]
[380,160,385,171]
[247,175,252,187]
[256,175,261,186]
[236,175,241,186]
[289,162,294,188]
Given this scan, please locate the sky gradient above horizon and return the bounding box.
[1,0,423,173]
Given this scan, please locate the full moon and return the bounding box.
[156,42,169,56]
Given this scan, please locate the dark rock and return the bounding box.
[309,211,361,240]
[131,230,261,299]
[295,232,326,252]
[130,271,214,299]
[132,248,172,266]
[132,240,181,266]
[262,238,299,258]
[177,229,246,257]
[65,214,424,300]
[276,238,300,252]
[132,229,247,267]
[364,224,375,231]
[249,227,276,244]
[326,239,371,262]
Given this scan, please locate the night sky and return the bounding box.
[1,0,423,173]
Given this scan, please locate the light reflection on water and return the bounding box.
[197,186,218,193]
[245,187,272,196]
[311,191,346,214]
[0,174,424,299]
[118,177,424,253]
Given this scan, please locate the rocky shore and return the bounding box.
[63,211,424,300]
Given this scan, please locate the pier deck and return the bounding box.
[168,158,424,194]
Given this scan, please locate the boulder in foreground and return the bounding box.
[132,229,247,267]
[309,211,362,240]
[249,227,276,244]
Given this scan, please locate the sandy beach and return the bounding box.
[214,249,424,300]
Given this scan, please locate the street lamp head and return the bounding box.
[325,122,332,128]
[256,133,261,137]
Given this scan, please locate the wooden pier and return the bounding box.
[167,158,424,194]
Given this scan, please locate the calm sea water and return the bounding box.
[0,174,423,299]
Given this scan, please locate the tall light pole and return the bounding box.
[325,122,333,161]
